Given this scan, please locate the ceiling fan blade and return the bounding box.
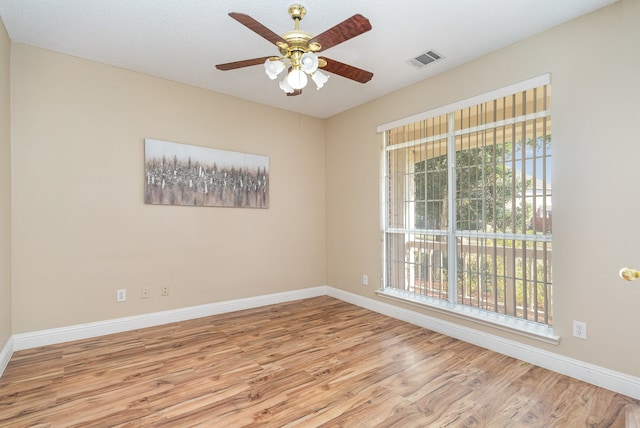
[320,57,373,84]
[228,12,287,46]
[215,56,272,71]
[309,14,371,51]
[287,89,303,97]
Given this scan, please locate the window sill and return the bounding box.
[376,288,560,345]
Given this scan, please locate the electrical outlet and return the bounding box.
[573,320,587,339]
[116,289,126,302]
[161,285,169,296]
[141,287,150,299]
[362,275,368,286]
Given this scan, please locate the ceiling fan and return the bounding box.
[215,4,373,96]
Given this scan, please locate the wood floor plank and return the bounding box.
[627,405,640,428]
[1,296,638,427]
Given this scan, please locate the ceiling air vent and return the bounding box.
[408,50,443,68]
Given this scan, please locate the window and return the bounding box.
[380,76,552,337]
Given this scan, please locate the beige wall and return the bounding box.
[10,44,326,333]
[326,0,640,377]
[0,18,12,349]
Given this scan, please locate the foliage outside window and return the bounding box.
[382,78,552,333]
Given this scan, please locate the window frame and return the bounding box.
[377,75,558,344]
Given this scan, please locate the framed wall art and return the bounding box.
[144,138,269,208]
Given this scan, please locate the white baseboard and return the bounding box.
[3,285,639,400]
[325,287,640,400]
[0,336,13,376]
[12,286,328,352]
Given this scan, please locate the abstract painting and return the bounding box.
[144,138,269,208]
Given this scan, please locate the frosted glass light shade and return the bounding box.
[279,76,294,93]
[264,59,285,80]
[287,68,308,90]
[311,70,329,89]
[300,52,319,74]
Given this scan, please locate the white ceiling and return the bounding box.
[0,0,618,118]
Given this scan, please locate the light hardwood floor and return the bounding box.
[1,296,638,427]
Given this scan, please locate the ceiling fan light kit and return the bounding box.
[216,3,373,96]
